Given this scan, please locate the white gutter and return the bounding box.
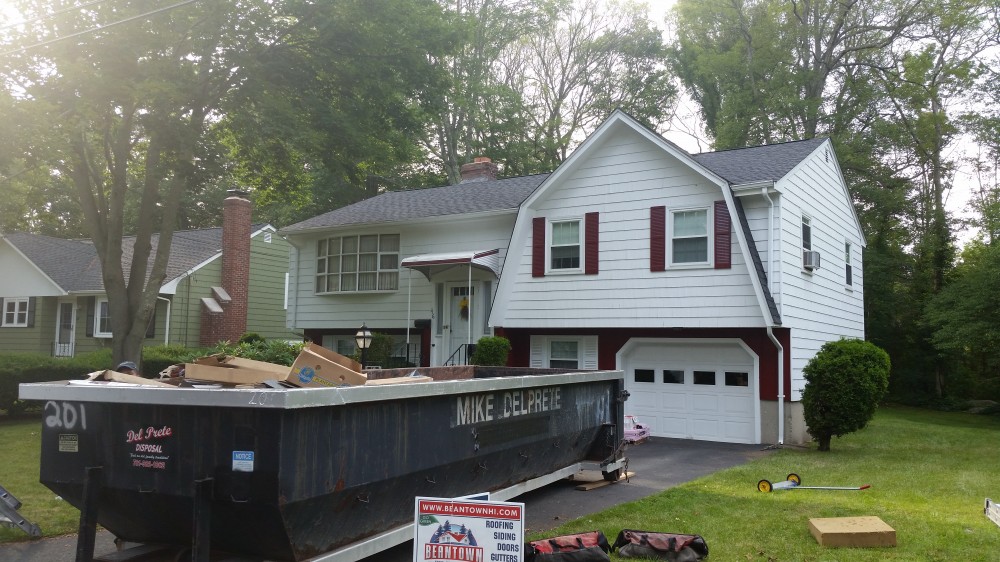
[156,296,171,346]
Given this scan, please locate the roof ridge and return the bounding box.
[693,136,827,156]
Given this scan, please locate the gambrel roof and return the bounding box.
[2,224,271,294]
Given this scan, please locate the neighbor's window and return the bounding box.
[94,298,113,338]
[549,220,581,271]
[671,208,709,264]
[802,216,812,252]
[2,298,29,327]
[316,234,399,293]
[845,241,853,286]
[549,340,579,368]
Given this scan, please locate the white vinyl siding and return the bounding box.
[776,142,864,401]
[494,126,764,329]
[289,214,515,340]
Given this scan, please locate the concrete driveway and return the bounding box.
[0,437,770,562]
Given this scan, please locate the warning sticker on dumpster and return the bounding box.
[232,451,255,472]
[414,497,523,562]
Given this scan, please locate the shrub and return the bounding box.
[802,339,891,451]
[213,339,304,366]
[470,336,512,366]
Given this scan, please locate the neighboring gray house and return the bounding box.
[0,192,296,356]
[282,111,865,445]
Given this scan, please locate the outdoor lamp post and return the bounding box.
[355,323,373,369]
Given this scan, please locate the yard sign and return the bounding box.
[414,497,524,562]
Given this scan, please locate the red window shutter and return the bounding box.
[532,217,545,277]
[715,200,732,269]
[650,206,666,271]
[585,212,599,275]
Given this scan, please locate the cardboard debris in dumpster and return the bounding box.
[182,344,368,388]
[287,344,367,388]
[85,370,175,387]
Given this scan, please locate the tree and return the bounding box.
[0,0,452,367]
[802,339,891,451]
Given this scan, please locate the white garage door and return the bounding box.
[623,341,758,444]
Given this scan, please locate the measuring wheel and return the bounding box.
[787,473,801,485]
[757,479,773,493]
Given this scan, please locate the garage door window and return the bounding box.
[634,369,654,383]
[693,370,716,385]
[663,370,684,384]
[725,372,749,387]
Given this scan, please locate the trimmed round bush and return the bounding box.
[470,336,512,366]
[802,339,891,451]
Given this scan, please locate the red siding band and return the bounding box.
[532,217,545,277]
[650,206,666,271]
[715,200,732,269]
[585,212,599,275]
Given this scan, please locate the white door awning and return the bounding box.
[400,249,500,280]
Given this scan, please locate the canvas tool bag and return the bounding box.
[612,529,709,561]
[525,530,611,562]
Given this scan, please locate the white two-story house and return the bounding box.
[282,111,865,445]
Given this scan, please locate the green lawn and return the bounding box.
[537,406,1000,561]
[2,407,999,561]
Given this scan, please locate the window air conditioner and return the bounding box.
[803,250,821,271]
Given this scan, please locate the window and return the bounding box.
[845,241,853,286]
[802,216,812,252]
[693,370,716,385]
[725,371,749,387]
[634,369,655,383]
[549,220,581,271]
[2,298,29,327]
[530,335,598,370]
[94,298,113,338]
[671,208,709,264]
[316,234,399,293]
[663,370,684,384]
[550,340,579,369]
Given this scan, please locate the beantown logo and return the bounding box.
[424,521,483,562]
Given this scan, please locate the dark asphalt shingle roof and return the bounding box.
[283,139,827,234]
[3,224,268,293]
[282,174,550,232]
[691,137,828,185]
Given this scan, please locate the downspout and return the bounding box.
[761,186,784,446]
[157,296,171,346]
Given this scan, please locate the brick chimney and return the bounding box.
[459,157,498,183]
[203,189,251,345]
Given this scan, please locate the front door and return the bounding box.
[54,300,76,357]
[444,284,475,363]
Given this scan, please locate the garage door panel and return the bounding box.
[690,393,720,412]
[721,395,754,415]
[659,393,688,413]
[630,387,660,409]
[652,415,690,438]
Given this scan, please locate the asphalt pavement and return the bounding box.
[0,437,770,562]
